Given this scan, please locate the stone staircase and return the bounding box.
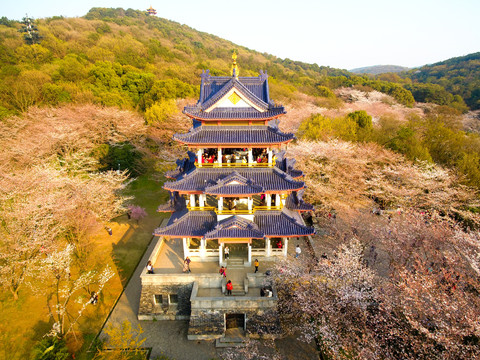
[227,258,245,269]
[225,258,246,296]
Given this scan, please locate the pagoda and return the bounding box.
[146,6,157,16]
[154,53,314,267]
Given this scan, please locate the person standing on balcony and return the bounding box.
[224,245,230,259]
[254,259,259,273]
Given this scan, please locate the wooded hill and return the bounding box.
[402,52,480,110]
[0,7,477,119]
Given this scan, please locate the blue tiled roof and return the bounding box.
[205,171,264,196]
[275,151,304,178]
[200,77,269,111]
[199,70,270,107]
[285,191,314,212]
[164,168,305,193]
[173,126,294,145]
[255,211,315,237]
[154,209,315,239]
[157,192,186,213]
[154,210,217,237]
[204,216,264,239]
[183,106,285,120]
[165,152,196,179]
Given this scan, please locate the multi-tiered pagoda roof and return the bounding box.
[155,56,314,247]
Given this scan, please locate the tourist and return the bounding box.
[146,260,154,274]
[277,240,282,249]
[266,289,272,297]
[254,259,259,273]
[224,246,230,259]
[226,280,233,296]
[295,245,301,258]
[90,291,98,305]
[183,257,191,273]
[219,266,226,277]
[260,287,266,297]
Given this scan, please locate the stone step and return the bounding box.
[219,336,245,343]
[231,290,245,296]
[228,258,244,264]
[215,337,246,348]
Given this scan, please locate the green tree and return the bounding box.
[144,99,178,125]
[30,337,70,360]
[19,15,42,44]
[93,320,146,360]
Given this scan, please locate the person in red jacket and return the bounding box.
[226,280,233,295]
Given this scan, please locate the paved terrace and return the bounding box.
[101,218,315,359]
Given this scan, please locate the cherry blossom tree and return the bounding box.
[127,205,147,224]
[275,210,480,359]
[41,244,115,339]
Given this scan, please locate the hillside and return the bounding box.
[350,65,409,75]
[0,7,349,119]
[403,52,480,109]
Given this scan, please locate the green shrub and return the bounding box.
[30,337,70,360]
[144,99,178,125]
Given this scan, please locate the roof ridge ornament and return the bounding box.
[231,51,239,78]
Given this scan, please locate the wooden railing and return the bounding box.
[187,206,216,211]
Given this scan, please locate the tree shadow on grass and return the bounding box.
[22,319,53,358]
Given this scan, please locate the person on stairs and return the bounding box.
[226,280,233,296]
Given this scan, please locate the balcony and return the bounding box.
[187,205,283,214]
[196,160,275,168]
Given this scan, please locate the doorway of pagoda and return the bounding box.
[229,243,248,258]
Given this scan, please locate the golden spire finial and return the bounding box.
[231,51,239,77]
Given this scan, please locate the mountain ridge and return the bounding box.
[350,64,409,75]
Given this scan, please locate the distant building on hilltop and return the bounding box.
[138,53,315,341]
[146,6,157,16]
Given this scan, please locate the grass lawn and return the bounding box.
[0,174,170,359]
